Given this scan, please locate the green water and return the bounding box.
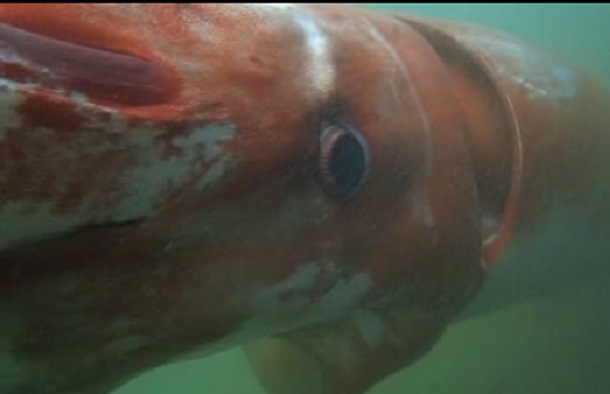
[114,4,610,394]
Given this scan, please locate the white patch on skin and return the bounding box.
[245,3,296,11]
[292,12,335,101]
[245,261,372,329]
[197,155,236,190]
[353,309,387,350]
[0,46,26,65]
[174,261,319,363]
[68,91,90,103]
[98,122,237,221]
[177,262,373,363]
[175,123,238,191]
[84,110,129,134]
[174,123,235,160]
[459,33,577,101]
[0,107,236,248]
[0,73,93,141]
[0,80,25,142]
[312,270,372,322]
[250,263,322,314]
[0,201,91,250]
[246,4,335,101]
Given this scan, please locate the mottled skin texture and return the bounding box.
[0,4,608,394]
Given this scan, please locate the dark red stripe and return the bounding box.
[0,23,171,105]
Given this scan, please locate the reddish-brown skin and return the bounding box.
[0,4,608,394]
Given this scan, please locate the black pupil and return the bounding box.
[328,131,366,199]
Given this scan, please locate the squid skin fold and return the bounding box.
[0,4,608,394]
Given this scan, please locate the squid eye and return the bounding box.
[318,122,370,201]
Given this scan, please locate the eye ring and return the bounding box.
[318,121,370,202]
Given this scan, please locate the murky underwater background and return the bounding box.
[113,4,610,394]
